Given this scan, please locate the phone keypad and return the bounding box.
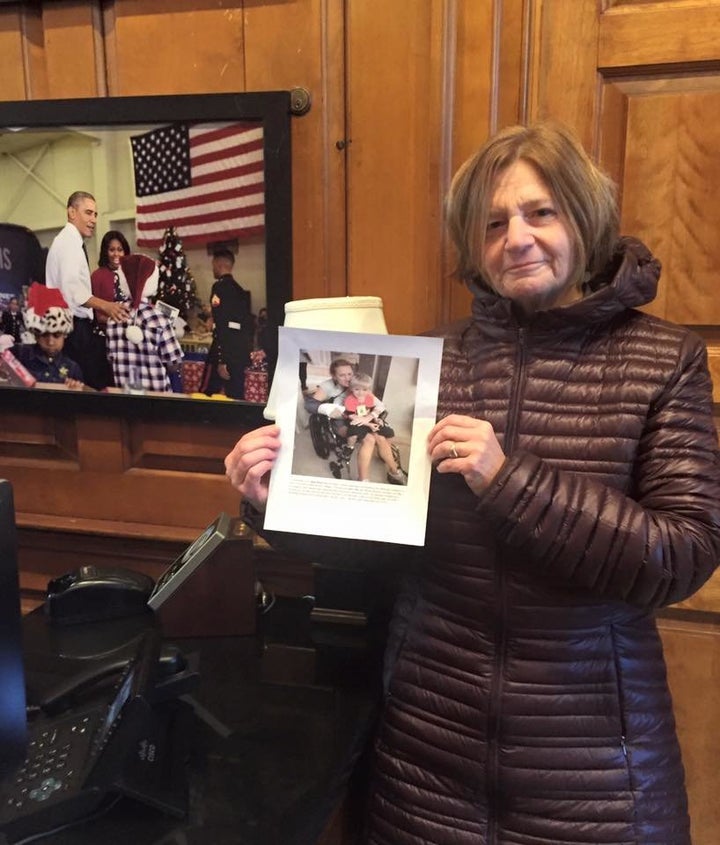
[1,714,96,814]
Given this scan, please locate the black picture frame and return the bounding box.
[0,91,292,425]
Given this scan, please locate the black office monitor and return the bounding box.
[0,480,27,777]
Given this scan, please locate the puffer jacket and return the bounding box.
[253,237,720,844]
[368,237,720,844]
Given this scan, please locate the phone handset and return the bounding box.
[37,638,188,716]
[39,654,139,716]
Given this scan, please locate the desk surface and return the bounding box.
[16,600,383,845]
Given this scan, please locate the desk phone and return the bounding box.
[0,630,160,843]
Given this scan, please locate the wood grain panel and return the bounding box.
[707,347,720,403]
[105,0,246,96]
[4,459,240,530]
[345,0,446,335]
[18,3,49,100]
[658,615,720,845]
[0,413,78,464]
[0,7,26,100]
[0,4,47,100]
[621,90,720,325]
[527,0,599,151]
[0,407,247,532]
[453,1,494,164]
[127,418,233,473]
[243,0,347,302]
[75,415,128,472]
[619,94,678,319]
[668,93,720,324]
[600,2,720,69]
[41,1,103,99]
[597,80,628,197]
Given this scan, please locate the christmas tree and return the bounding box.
[156,227,199,319]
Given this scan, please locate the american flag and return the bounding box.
[130,121,265,248]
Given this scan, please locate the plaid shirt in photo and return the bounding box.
[106,302,183,392]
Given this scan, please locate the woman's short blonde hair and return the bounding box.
[445,121,619,287]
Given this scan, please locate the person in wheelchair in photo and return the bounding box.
[303,357,377,479]
[340,371,406,485]
[302,356,355,427]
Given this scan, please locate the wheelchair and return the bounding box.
[308,413,355,479]
[308,411,405,481]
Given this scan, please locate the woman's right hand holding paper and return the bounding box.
[224,424,281,510]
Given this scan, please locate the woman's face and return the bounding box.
[106,239,126,269]
[482,159,577,314]
[333,365,354,389]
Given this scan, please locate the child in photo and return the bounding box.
[342,371,406,484]
[105,254,183,392]
[20,283,84,389]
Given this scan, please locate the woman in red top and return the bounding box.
[90,230,131,326]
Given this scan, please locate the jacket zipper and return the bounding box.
[503,326,527,453]
[486,326,527,843]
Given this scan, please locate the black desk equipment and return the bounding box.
[0,489,386,844]
[0,480,28,778]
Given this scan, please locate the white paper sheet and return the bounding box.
[264,327,443,546]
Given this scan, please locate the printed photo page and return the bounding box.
[264,327,443,546]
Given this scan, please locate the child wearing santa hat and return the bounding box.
[105,254,183,392]
[20,283,84,389]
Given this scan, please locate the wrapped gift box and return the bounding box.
[181,358,206,394]
[1,348,36,387]
[244,368,268,403]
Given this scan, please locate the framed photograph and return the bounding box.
[264,327,443,546]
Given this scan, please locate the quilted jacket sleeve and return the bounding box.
[477,333,720,608]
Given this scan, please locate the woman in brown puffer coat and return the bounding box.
[226,122,720,844]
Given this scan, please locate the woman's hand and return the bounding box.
[427,414,506,496]
[224,424,281,510]
[64,378,85,391]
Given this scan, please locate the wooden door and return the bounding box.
[527,0,720,398]
[525,3,720,842]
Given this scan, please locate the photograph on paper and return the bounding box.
[264,327,443,546]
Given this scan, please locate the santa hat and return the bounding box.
[120,254,159,310]
[23,283,73,335]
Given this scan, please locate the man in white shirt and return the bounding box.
[46,191,129,388]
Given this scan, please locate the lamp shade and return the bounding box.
[283,295,388,333]
[263,296,388,420]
